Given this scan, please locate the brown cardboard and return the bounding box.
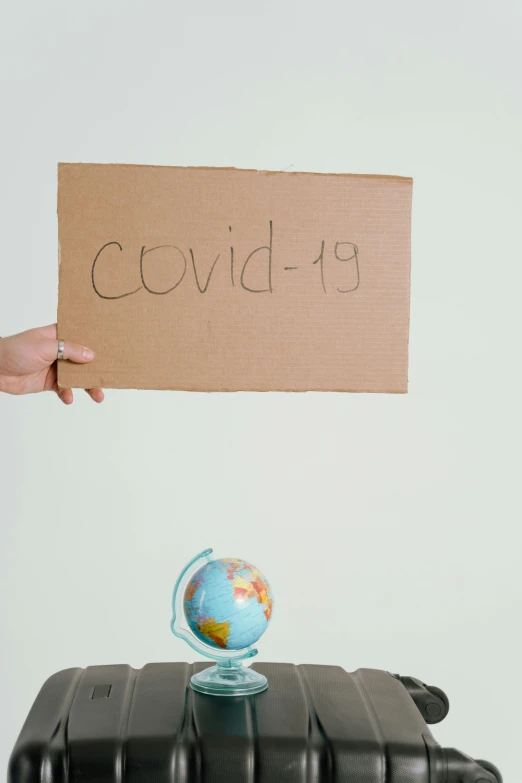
[57,164,412,392]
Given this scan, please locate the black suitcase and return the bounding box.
[8,662,502,783]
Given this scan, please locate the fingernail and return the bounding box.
[83,347,95,360]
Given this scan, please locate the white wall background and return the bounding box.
[1,0,521,778]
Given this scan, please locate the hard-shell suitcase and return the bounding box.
[8,662,502,783]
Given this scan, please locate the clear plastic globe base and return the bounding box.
[171,549,273,697]
[190,659,268,697]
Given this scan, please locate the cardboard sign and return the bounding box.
[57,164,412,392]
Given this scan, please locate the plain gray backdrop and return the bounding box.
[1,0,521,778]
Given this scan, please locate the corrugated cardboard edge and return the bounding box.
[405,183,413,393]
[55,380,408,393]
[57,161,413,183]
[57,163,63,386]
[56,163,412,392]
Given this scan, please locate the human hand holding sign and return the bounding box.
[0,325,104,404]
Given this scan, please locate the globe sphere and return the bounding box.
[183,557,273,651]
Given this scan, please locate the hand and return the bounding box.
[0,324,104,404]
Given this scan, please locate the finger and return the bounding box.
[52,378,73,405]
[44,363,57,392]
[86,388,104,403]
[55,385,74,405]
[39,324,58,340]
[41,338,95,365]
[62,342,95,364]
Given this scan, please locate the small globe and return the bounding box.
[183,557,273,651]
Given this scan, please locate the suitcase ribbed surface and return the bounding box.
[9,663,437,783]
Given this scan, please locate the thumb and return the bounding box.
[41,339,95,365]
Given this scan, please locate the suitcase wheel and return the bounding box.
[424,684,450,724]
[475,760,503,783]
[393,674,450,724]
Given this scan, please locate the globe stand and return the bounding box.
[171,549,271,698]
[191,659,268,697]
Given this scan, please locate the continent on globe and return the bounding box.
[183,557,273,651]
[197,619,231,649]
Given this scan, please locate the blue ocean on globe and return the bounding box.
[183,557,273,651]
